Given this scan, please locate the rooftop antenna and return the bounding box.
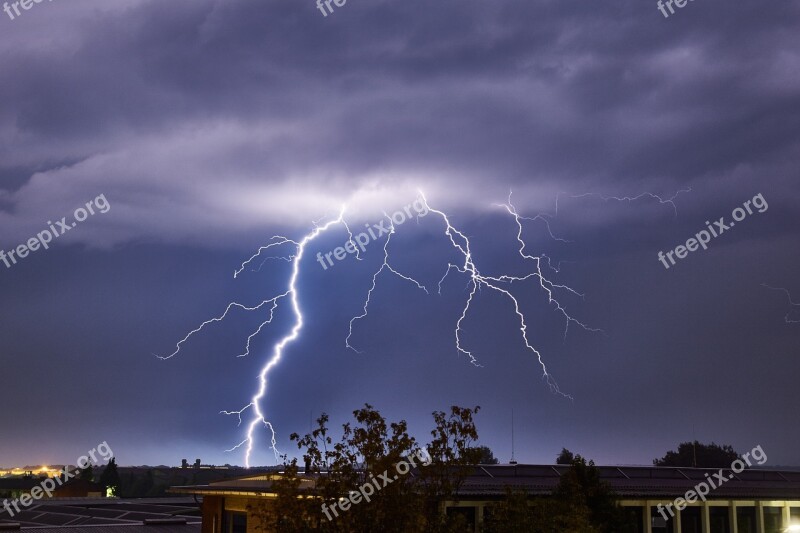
[510,408,517,465]
[692,425,697,468]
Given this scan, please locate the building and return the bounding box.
[0,479,42,501]
[170,464,800,533]
[51,479,105,498]
[170,474,316,533]
[454,464,800,533]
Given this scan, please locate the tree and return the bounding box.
[556,448,575,465]
[554,454,629,533]
[128,469,155,497]
[259,404,487,533]
[78,464,94,482]
[422,406,484,532]
[250,459,315,533]
[653,441,739,468]
[286,405,426,533]
[99,458,120,496]
[485,454,636,533]
[484,456,613,533]
[471,446,499,465]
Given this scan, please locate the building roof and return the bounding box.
[0,498,201,530]
[53,480,104,494]
[0,480,43,491]
[170,474,317,497]
[169,464,800,500]
[459,464,800,499]
[0,525,200,533]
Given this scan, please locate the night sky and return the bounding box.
[1,0,799,469]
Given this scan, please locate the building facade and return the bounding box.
[170,464,800,533]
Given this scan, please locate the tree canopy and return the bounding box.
[556,448,575,465]
[472,445,499,465]
[254,405,636,533]
[653,441,740,468]
[484,454,636,533]
[254,404,483,532]
[99,458,121,496]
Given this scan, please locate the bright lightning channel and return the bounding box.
[159,193,606,465]
[419,192,599,398]
[158,208,349,466]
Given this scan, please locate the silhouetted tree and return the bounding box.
[260,404,486,533]
[286,405,426,532]
[422,405,484,532]
[485,454,635,533]
[555,454,630,532]
[129,469,155,497]
[99,458,120,496]
[471,445,499,465]
[484,488,598,533]
[556,448,575,465]
[78,464,94,482]
[654,441,739,468]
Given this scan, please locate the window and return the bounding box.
[223,511,247,533]
[789,507,800,530]
[709,506,729,533]
[620,506,644,533]
[764,507,782,533]
[680,506,701,533]
[446,506,476,533]
[736,507,757,533]
[652,506,675,533]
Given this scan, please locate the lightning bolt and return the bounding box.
[158,208,347,466]
[557,188,692,218]
[233,236,299,279]
[345,215,429,354]
[507,188,690,246]
[762,283,800,324]
[156,297,284,361]
[235,211,349,466]
[159,192,603,464]
[345,192,600,398]
[421,192,599,397]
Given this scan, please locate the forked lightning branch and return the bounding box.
[158,192,599,467]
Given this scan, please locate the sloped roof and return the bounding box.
[169,464,800,500]
[0,498,201,530]
[456,464,800,499]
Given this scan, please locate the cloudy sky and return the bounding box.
[1,0,799,468]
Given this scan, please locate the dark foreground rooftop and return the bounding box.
[462,464,800,499]
[0,498,201,531]
[170,464,800,501]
